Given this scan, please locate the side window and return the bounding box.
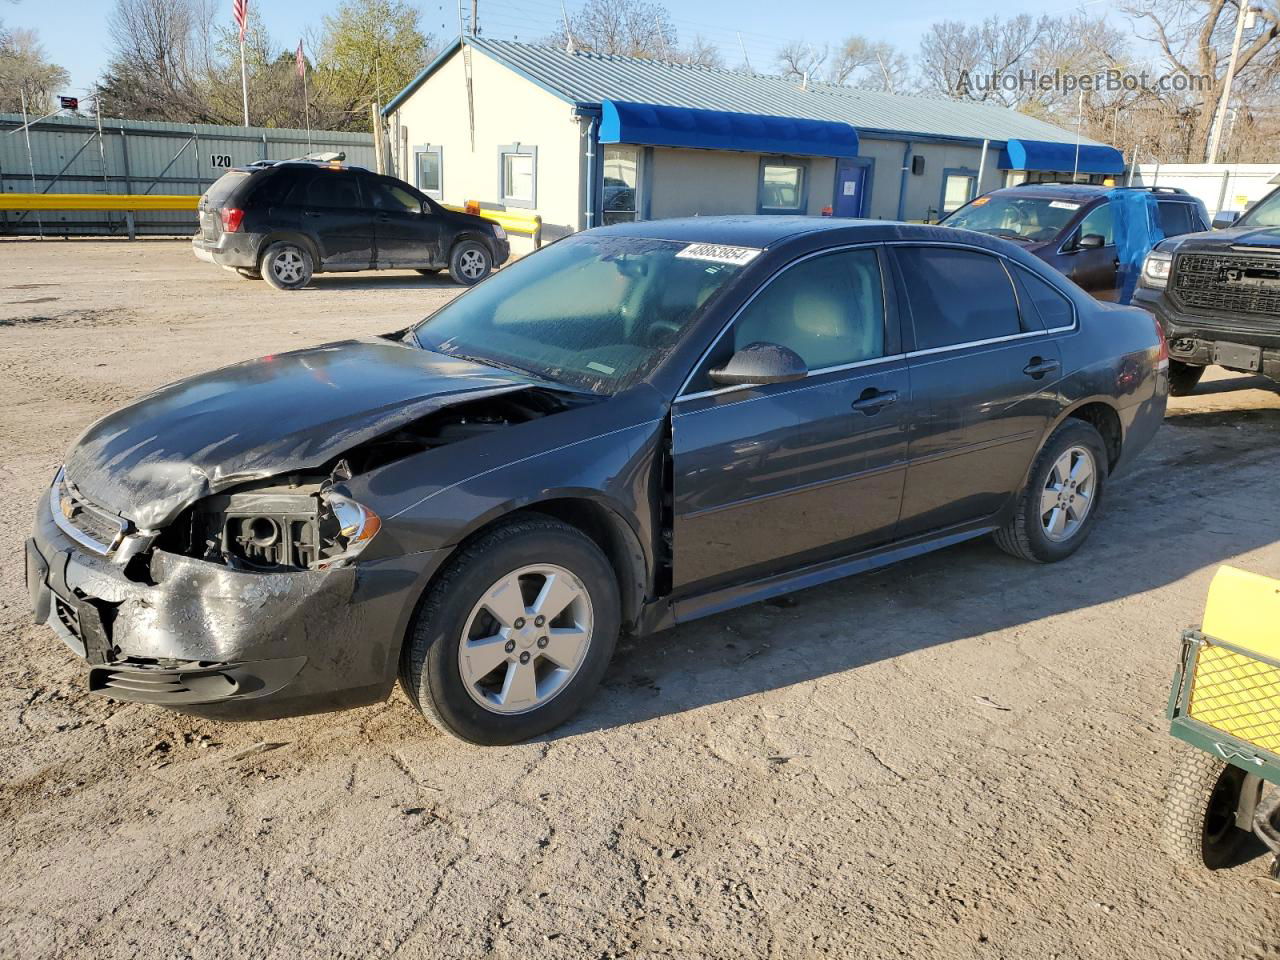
[249,171,295,206]
[1013,265,1074,331]
[370,180,424,214]
[1077,201,1115,246]
[499,145,537,209]
[723,248,886,375]
[1157,201,1195,237]
[896,247,1021,349]
[414,146,442,198]
[759,161,806,213]
[306,172,361,209]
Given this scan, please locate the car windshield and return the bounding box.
[412,235,750,394]
[1239,188,1280,228]
[943,194,1085,244]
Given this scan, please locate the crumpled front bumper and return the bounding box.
[27,487,447,720]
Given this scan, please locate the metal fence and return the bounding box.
[0,113,375,237]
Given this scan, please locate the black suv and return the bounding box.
[942,184,1208,302]
[192,159,510,290]
[1134,185,1280,394]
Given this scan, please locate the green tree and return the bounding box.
[313,0,435,128]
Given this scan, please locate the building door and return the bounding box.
[833,159,869,217]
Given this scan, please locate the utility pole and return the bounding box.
[1206,3,1258,164]
[471,0,479,35]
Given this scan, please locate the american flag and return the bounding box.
[232,0,248,41]
[295,40,306,78]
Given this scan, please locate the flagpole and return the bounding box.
[239,35,250,126]
[303,62,312,151]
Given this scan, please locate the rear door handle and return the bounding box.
[1023,357,1061,379]
[851,388,899,414]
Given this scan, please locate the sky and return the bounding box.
[5,0,1129,100]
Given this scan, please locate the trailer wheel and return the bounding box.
[1162,747,1259,870]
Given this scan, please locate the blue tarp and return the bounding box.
[599,100,860,158]
[998,139,1125,175]
[1110,189,1164,304]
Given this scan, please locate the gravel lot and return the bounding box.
[2,239,1279,960]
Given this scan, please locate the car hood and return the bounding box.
[1170,225,1280,253]
[63,338,538,530]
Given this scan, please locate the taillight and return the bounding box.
[1153,315,1169,366]
[221,207,245,233]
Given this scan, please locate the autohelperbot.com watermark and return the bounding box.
[956,68,1211,96]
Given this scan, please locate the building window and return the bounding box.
[498,144,537,209]
[759,160,807,213]
[941,169,977,215]
[603,145,641,224]
[414,145,442,198]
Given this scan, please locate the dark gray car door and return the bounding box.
[367,176,443,268]
[890,245,1066,538]
[1062,200,1119,300]
[296,170,375,269]
[670,246,910,593]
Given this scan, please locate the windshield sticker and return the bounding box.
[1049,200,1081,210]
[675,243,762,266]
[971,196,990,206]
[586,361,616,375]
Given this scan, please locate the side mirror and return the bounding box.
[1212,210,1240,230]
[1077,233,1106,250]
[708,342,808,387]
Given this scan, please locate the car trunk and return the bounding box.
[198,170,251,241]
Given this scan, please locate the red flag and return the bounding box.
[232,0,248,41]
[296,39,306,77]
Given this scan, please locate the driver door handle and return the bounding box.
[851,387,899,414]
[1023,357,1061,379]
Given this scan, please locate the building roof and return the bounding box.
[386,37,1104,147]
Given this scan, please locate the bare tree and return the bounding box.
[919,14,1051,107]
[0,24,70,112]
[827,35,909,90]
[550,0,678,58]
[1125,0,1280,160]
[775,41,829,83]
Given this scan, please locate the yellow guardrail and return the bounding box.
[0,193,199,212]
[442,202,542,245]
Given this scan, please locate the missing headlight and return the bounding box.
[166,480,380,571]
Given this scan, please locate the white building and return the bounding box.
[383,37,1125,253]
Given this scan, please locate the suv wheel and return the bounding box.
[260,241,313,291]
[449,241,492,286]
[399,516,620,745]
[1168,359,1205,396]
[994,419,1109,563]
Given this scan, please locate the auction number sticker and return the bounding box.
[1049,200,1081,210]
[676,243,762,266]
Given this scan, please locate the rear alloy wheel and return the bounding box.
[260,241,313,291]
[449,241,492,286]
[1168,359,1205,396]
[400,517,620,744]
[994,419,1109,563]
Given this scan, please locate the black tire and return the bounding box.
[260,241,313,291]
[1161,748,1259,870]
[994,418,1109,563]
[1168,359,1205,396]
[399,516,620,745]
[448,240,493,286]
[235,267,261,280]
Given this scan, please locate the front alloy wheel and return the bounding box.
[400,516,620,744]
[458,565,594,715]
[449,241,493,286]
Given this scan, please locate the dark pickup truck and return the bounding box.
[1134,185,1280,394]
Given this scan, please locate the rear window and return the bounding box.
[203,171,249,208]
[305,172,362,209]
[1157,201,1197,237]
[896,247,1023,349]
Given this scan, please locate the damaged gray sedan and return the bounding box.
[27,218,1167,744]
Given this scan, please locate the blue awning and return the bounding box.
[599,100,859,158]
[998,138,1125,175]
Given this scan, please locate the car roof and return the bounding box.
[584,216,1025,254]
[998,184,1195,203]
